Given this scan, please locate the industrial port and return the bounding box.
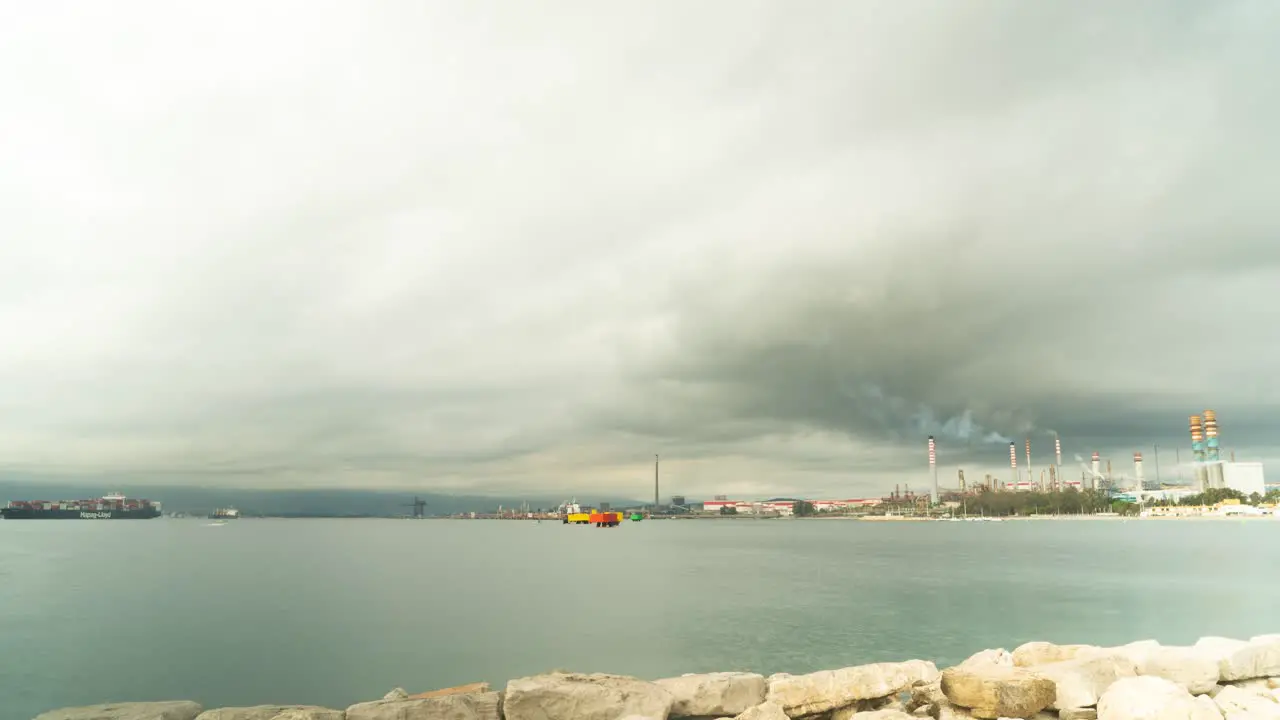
[673,408,1276,520]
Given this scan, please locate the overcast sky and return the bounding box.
[2,2,1278,499]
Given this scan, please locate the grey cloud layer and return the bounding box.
[2,1,1277,496]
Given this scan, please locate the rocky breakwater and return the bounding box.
[30,634,1280,720]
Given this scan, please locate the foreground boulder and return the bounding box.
[732,702,788,720]
[1195,636,1280,681]
[35,702,204,720]
[1012,642,1101,667]
[195,708,343,720]
[1212,685,1280,718]
[408,683,492,700]
[347,690,503,720]
[1035,653,1137,710]
[655,672,766,718]
[906,678,946,713]
[504,673,674,720]
[932,701,1054,720]
[765,660,938,717]
[940,665,1055,719]
[958,649,1014,670]
[1096,676,1220,720]
[1138,647,1221,694]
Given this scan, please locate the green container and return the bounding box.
[630,513,643,521]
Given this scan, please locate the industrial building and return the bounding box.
[1187,410,1267,495]
[698,498,882,515]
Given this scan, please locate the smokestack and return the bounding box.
[654,454,660,509]
[1025,437,1035,490]
[1133,451,1145,491]
[1091,452,1101,489]
[1189,415,1209,490]
[1009,442,1017,487]
[1204,409,1225,488]
[928,436,939,504]
[958,469,966,492]
[1054,435,1063,469]
[1203,410,1220,460]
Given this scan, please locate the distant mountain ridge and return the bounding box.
[0,481,642,517]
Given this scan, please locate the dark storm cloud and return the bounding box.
[1,1,1277,496]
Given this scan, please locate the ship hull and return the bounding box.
[0,507,161,520]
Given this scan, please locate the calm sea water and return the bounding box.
[2,517,1277,718]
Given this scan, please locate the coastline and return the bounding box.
[36,634,1280,720]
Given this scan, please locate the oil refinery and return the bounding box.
[916,408,1267,503]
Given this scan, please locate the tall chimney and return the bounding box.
[1026,438,1035,490]
[1203,410,1220,460]
[1190,415,1209,490]
[1091,452,1101,489]
[928,436,938,504]
[654,454,659,509]
[1133,451,1145,491]
[1054,435,1063,469]
[1009,442,1018,487]
[1204,409,1225,488]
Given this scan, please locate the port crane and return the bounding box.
[404,497,427,518]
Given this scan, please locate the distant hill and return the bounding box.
[0,481,642,517]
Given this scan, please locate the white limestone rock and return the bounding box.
[1224,678,1274,694]
[765,660,938,718]
[907,678,945,713]
[1192,695,1223,719]
[829,695,909,720]
[1106,641,1162,670]
[1195,636,1280,681]
[732,702,789,720]
[1059,709,1098,720]
[1252,635,1280,645]
[1012,642,1102,667]
[939,665,1055,719]
[347,690,503,720]
[958,650,1014,670]
[655,672,767,718]
[504,672,674,720]
[1213,685,1280,718]
[1139,647,1222,695]
[35,702,204,720]
[1096,676,1221,720]
[195,708,343,720]
[382,688,409,701]
[1035,653,1137,710]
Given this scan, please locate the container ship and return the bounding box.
[0,492,162,520]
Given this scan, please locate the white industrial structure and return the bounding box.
[1219,461,1266,496]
